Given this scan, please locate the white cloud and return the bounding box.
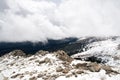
[55,0,120,36]
[0,0,120,42]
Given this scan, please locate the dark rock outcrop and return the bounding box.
[85,56,103,63]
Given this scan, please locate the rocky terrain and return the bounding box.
[0,50,120,80]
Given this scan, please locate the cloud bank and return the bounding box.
[0,0,120,42]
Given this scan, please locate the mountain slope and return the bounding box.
[0,50,120,80]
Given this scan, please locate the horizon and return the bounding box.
[0,0,120,42]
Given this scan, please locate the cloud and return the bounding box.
[0,0,9,12]
[0,0,120,42]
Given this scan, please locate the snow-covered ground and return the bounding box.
[0,51,66,80]
[72,37,120,73]
[0,37,120,80]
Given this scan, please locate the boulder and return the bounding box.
[44,58,51,63]
[66,74,73,78]
[62,68,70,73]
[37,57,51,65]
[55,50,73,62]
[87,63,101,72]
[74,63,88,70]
[101,65,119,74]
[29,76,37,80]
[37,73,44,78]
[56,66,63,72]
[76,70,84,74]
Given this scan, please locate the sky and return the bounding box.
[0,0,120,42]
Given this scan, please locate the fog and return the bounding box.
[0,0,120,42]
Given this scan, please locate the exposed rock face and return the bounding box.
[55,50,73,62]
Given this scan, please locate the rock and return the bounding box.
[87,63,101,72]
[11,74,23,78]
[55,50,73,62]
[117,44,120,50]
[9,50,26,57]
[29,76,37,80]
[113,56,120,60]
[42,76,52,80]
[101,65,112,71]
[45,76,56,80]
[19,75,24,79]
[62,61,70,65]
[56,66,63,72]
[36,50,49,56]
[85,56,103,63]
[29,57,36,61]
[37,73,44,78]
[101,65,119,74]
[26,54,32,57]
[66,74,73,78]
[73,62,102,72]
[48,77,56,80]
[72,72,77,77]
[75,63,88,70]
[87,66,96,72]
[3,77,8,80]
[10,62,15,66]
[62,62,72,69]
[44,57,51,63]
[62,68,70,74]
[36,57,51,65]
[51,75,59,78]
[35,60,40,63]
[38,60,45,64]
[76,70,84,74]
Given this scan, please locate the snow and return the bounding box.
[0,37,120,80]
[72,38,120,67]
[0,53,66,80]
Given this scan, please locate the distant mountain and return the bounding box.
[0,37,78,56]
[0,36,119,57]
